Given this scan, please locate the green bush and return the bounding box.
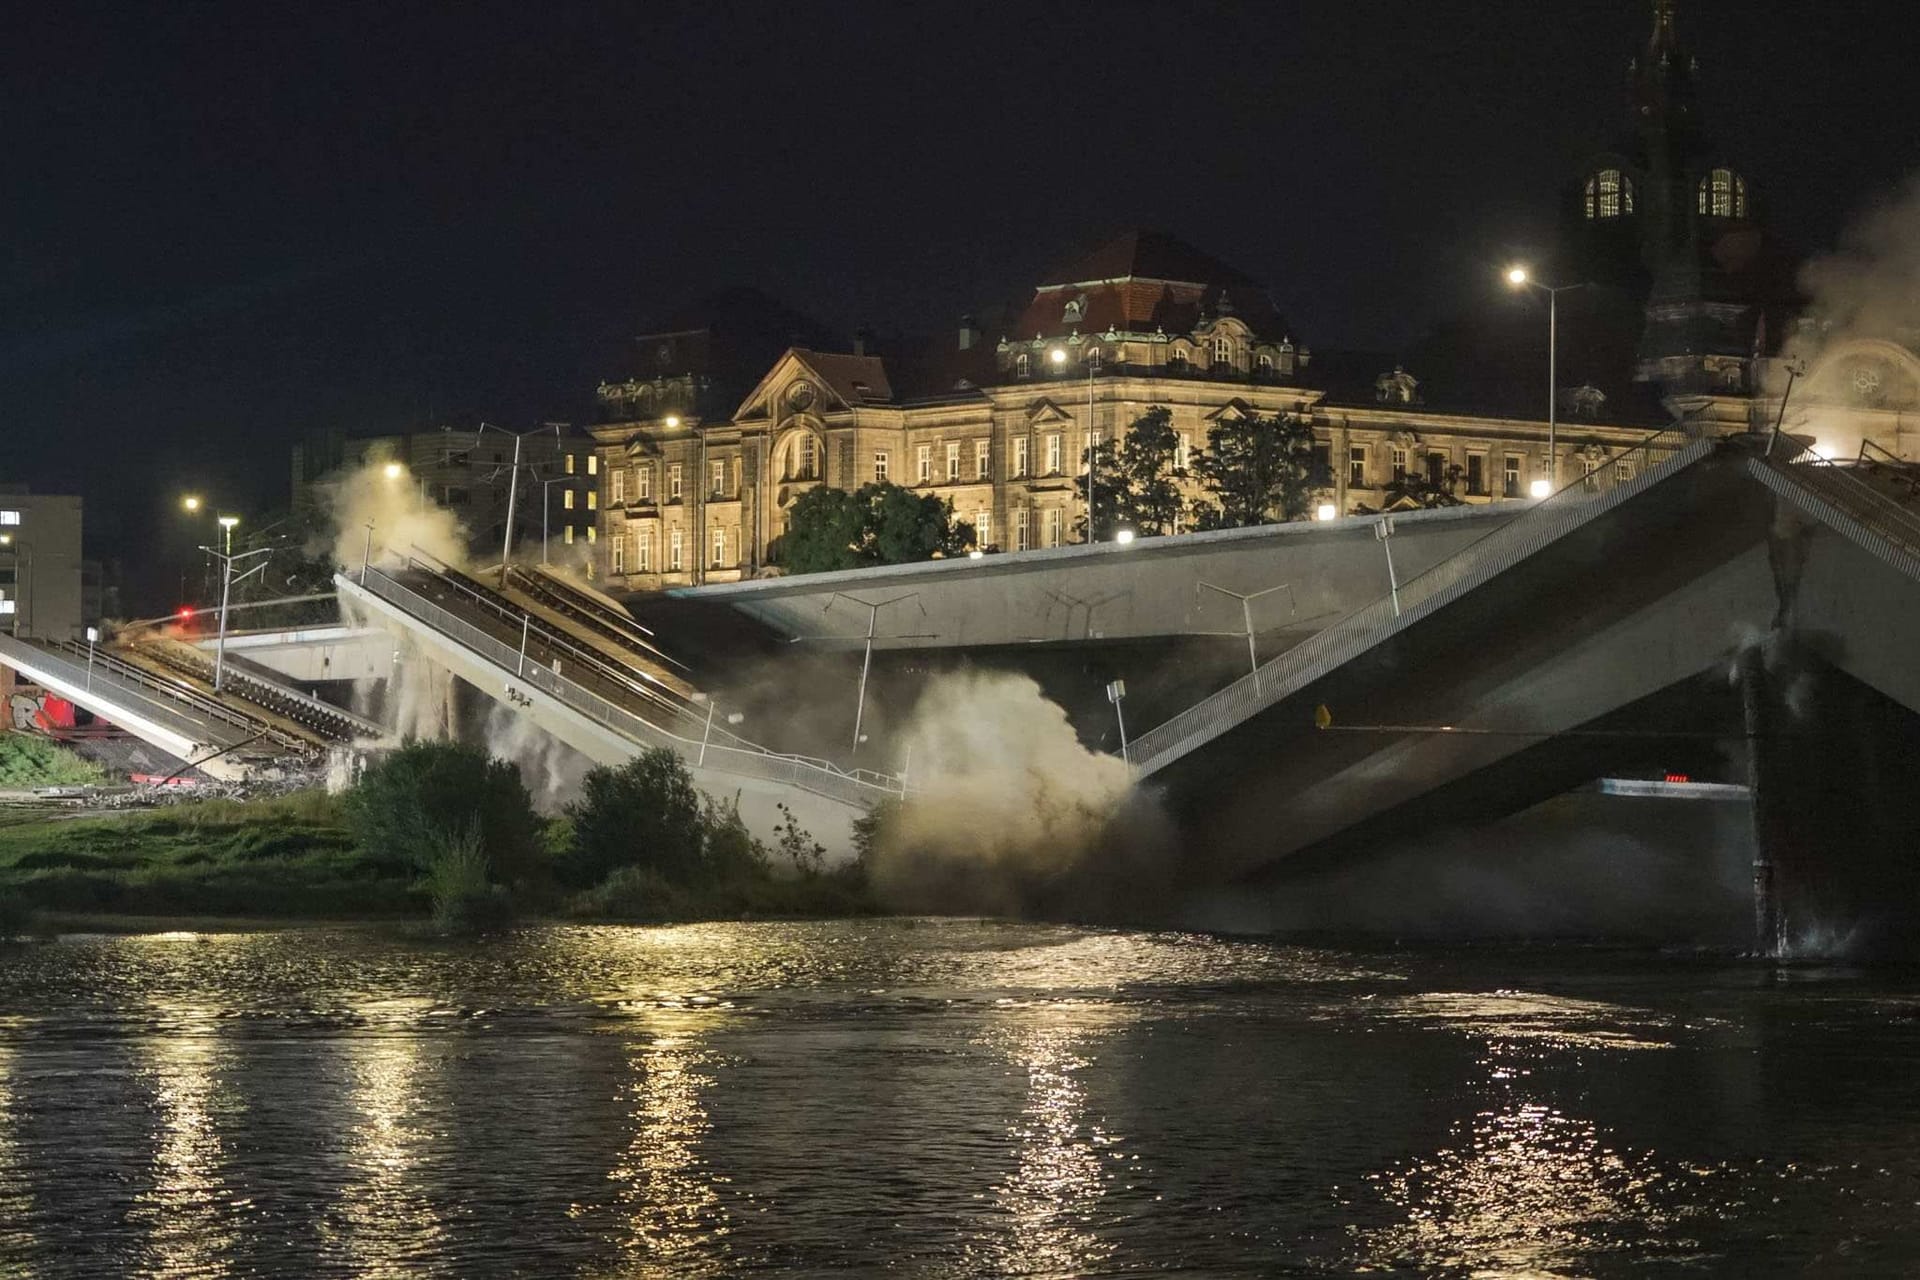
[562,749,708,888]
[346,740,543,883]
[570,865,687,922]
[424,825,513,934]
[0,735,106,788]
[0,888,33,940]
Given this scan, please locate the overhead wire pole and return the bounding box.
[480,422,561,587]
[825,591,928,756]
[202,543,272,692]
[1196,580,1297,676]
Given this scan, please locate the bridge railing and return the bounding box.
[1758,434,1920,566]
[1127,428,1714,775]
[349,567,902,806]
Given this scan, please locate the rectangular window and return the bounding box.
[711,459,725,495]
[1012,508,1029,551]
[565,454,576,475]
[976,509,991,546]
[612,536,625,573]
[668,464,682,499]
[975,439,990,480]
[565,525,575,545]
[917,445,932,484]
[732,456,741,493]
[1176,432,1192,472]
[587,454,599,476]
[669,528,683,571]
[711,527,726,567]
[1348,445,1367,488]
[1426,451,1447,487]
[1013,437,1030,479]
[1615,458,1636,483]
[874,450,890,483]
[1043,507,1063,547]
[946,441,961,482]
[0,512,18,526]
[1045,434,1062,475]
[1391,447,1409,480]
[611,469,625,504]
[564,489,575,510]
[0,600,13,615]
[637,530,652,572]
[1466,453,1486,496]
[1310,443,1332,485]
[637,466,652,500]
[587,524,596,542]
[1504,454,1522,498]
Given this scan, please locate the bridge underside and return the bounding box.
[1141,447,1920,951]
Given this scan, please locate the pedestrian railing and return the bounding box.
[1126,428,1712,776]
[346,566,902,806]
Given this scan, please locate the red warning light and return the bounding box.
[176,606,195,621]
[1664,772,1691,784]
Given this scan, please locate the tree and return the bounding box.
[1368,464,1466,511]
[1079,406,1188,540]
[779,482,976,574]
[346,739,544,884]
[1190,410,1318,529]
[563,748,708,887]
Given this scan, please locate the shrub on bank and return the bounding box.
[561,748,710,887]
[346,740,543,883]
[424,825,513,934]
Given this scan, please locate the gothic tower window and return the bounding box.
[1583,168,1634,219]
[1698,168,1747,218]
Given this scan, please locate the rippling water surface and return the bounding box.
[3,919,1920,1276]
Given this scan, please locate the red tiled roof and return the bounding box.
[1011,230,1293,342]
[1043,230,1261,288]
[794,349,893,406]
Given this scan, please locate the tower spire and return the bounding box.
[1630,0,1697,130]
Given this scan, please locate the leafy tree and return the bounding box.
[780,482,976,574]
[772,802,826,876]
[1369,465,1465,511]
[1080,406,1188,540]
[563,748,708,887]
[780,486,868,573]
[1190,410,1318,529]
[346,739,543,883]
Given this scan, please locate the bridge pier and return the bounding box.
[1739,644,1784,958]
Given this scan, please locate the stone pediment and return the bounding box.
[1204,397,1258,422]
[1025,398,1078,425]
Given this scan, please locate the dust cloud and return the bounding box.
[322,458,469,574]
[865,671,1173,918]
[1791,171,1920,361]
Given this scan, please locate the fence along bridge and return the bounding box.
[1123,427,1920,947]
[334,551,904,849]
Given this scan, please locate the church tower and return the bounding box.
[1564,0,1794,400]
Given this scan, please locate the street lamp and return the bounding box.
[1504,265,1589,499]
[181,495,203,514]
[1114,527,1136,545]
[1049,345,1098,543]
[382,461,404,480]
[1314,502,1338,522]
[217,514,239,555]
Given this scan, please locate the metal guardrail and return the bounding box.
[47,639,308,751]
[1127,429,1710,775]
[1749,437,1920,585]
[348,567,901,807]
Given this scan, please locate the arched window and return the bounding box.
[1212,335,1234,367]
[1257,353,1274,374]
[1015,352,1030,378]
[798,434,818,479]
[1583,168,1634,219]
[1086,346,1101,370]
[1699,168,1747,218]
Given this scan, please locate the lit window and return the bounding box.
[0,600,13,615]
[587,455,599,476]
[587,490,597,511]
[975,439,990,480]
[668,464,682,499]
[565,525,575,544]
[566,454,576,475]
[0,512,18,526]
[874,451,890,483]
[587,524,596,542]
[946,441,961,482]
[917,445,932,484]
[1584,168,1634,219]
[1699,167,1747,218]
[1045,434,1062,475]
[1616,458,1636,483]
[564,489,575,510]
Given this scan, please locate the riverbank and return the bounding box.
[0,791,878,929]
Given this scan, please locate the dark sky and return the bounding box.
[3,0,1914,591]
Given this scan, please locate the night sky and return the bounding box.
[4,0,1913,601]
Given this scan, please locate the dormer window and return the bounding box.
[1086,346,1101,370]
[1062,295,1086,324]
[1257,353,1274,374]
[1212,336,1234,367]
[1698,168,1748,218]
[1583,168,1634,219]
[1016,352,1030,378]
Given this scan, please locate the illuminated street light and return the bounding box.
[181,495,203,513]
[1114,528,1136,545]
[1504,264,1590,498]
[664,415,681,429]
[383,461,404,480]
[967,549,985,560]
[1315,502,1338,522]
[217,514,239,556]
[1048,347,1068,367]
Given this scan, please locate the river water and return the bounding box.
[2,919,1919,1277]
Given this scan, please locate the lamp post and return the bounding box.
[480,422,562,586]
[1504,267,1589,498]
[1106,679,1130,764]
[1197,579,1297,676]
[217,514,239,556]
[825,591,928,756]
[201,544,272,692]
[1049,345,1097,542]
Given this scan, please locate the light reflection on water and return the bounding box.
[0,921,1919,1275]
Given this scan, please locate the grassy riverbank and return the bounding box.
[0,789,877,931]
